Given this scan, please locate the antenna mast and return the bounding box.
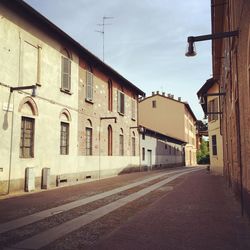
[96,16,114,62]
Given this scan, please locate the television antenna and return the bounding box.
[96,16,114,62]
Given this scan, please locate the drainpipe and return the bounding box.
[227,3,244,215]
[7,91,15,195]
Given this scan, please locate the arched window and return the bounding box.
[61,48,71,92]
[132,131,136,156]
[119,128,124,156]
[60,109,71,155]
[108,79,113,111]
[108,125,112,156]
[86,119,92,155]
[19,97,38,158]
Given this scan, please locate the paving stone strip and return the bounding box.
[0,174,178,247]
[9,168,201,250]
[0,168,192,234]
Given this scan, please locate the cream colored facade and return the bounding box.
[207,84,223,175]
[197,80,224,175]
[0,1,144,194]
[139,93,197,166]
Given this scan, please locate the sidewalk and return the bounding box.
[93,171,250,250]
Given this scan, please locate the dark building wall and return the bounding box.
[212,0,250,216]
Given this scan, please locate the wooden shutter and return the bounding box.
[86,71,93,101]
[117,90,121,113]
[61,57,71,91]
[121,92,125,114]
[131,99,136,120]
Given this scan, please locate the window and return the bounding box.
[152,100,156,108]
[108,80,113,111]
[86,127,92,155]
[212,135,217,156]
[132,132,136,156]
[108,125,112,156]
[20,117,35,158]
[60,122,69,155]
[208,98,218,121]
[142,147,145,161]
[61,56,71,91]
[131,98,136,120]
[117,90,125,115]
[119,129,124,156]
[86,71,93,101]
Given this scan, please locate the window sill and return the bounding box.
[60,88,73,95]
[85,98,94,104]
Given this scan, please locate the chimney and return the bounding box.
[171,95,174,99]
[167,93,171,98]
[152,91,155,96]
[162,92,165,96]
[178,97,182,102]
[156,91,159,95]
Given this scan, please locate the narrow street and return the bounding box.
[0,167,250,250]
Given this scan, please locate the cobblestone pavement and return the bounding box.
[1,167,249,250]
[0,167,193,249]
[93,171,250,250]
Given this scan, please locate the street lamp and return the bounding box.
[185,30,239,57]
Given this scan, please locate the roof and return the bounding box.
[197,78,217,97]
[3,0,145,96]
[140,94,197,121]
[141,126,186,145]
[197,78,217,114]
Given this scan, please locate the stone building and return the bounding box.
[197,78,224,175]
[196,0,250,216]
[212,0,250,215]
[139,92,197,166]
[0,0,144,194]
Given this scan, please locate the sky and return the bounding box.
[25,0,212,120]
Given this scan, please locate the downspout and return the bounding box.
[98,118,101,180]
[227,0,244,215]
[6,31,22,195]
[137,97,141,171]
[235,49,244,216]
[7,91,15,195]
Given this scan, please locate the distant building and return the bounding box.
[0,0,144,194]
[140,127,185,169]
[139,92,197,166]
[197,78,224,174]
